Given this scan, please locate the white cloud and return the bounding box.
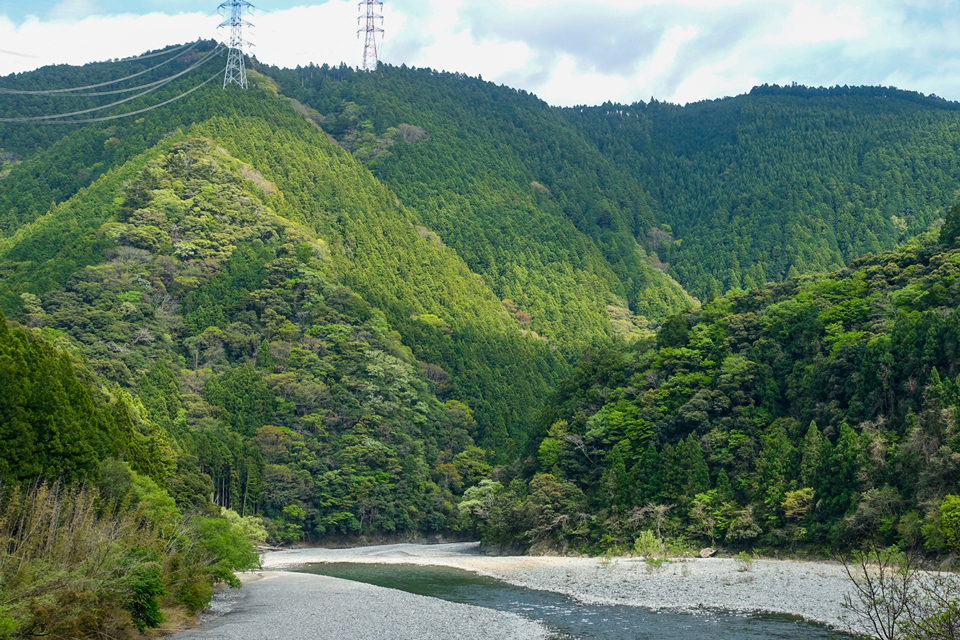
[0,0,958,106]
[0,12,214,74]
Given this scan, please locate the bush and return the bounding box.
[220,507,268,545]
[633,530,666,557]
[191,516,261,588]
[0,481,260,638]
[125,551,166,633]
[0,482,165,637]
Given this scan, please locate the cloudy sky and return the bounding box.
[0,0,958,106]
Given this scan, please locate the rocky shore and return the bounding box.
[175,570,548,640]
[262,543,858,631]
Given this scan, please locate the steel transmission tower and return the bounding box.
[358,0,384,71]
[218,0,254,89]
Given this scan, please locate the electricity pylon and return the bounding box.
[218,0,254,89]
[358,0,384,71]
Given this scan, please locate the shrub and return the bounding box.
[0,482,165,637]
[125,550,166,633]
[191,516,261,588]
[0,481,259,638]
[734,551,754,572]
[633,530,666,557]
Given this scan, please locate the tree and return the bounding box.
[632,441,662,502]
[755,423,797,527]
[800,421,823,487]
[939,495,960,554]
[659,314,689,348]
[602,440,632,510]
[841,545,960,640]
[679,434,710,500]
[203,365,275,437]
[938,203,960,247]
[660,443,683,501]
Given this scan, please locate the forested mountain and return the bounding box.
[0,53,569,458]
[462,215,960,556]
[257,62,693,352]
[566,85,960,298]
[3,44,960,565]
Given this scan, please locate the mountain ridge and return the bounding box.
[2,48,960,550]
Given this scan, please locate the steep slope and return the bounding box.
[566,85,960,298]
[0,310,172,484]
[0,314,264,640]
[260,63,693,352]
[1,130,504,537]
[0,41,231,235]
[466,213,960,555]
[0,64,563,455]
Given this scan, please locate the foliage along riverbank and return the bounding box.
[461,210,960,562]
[0,314,264,637]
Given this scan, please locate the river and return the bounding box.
[295,562,856,639]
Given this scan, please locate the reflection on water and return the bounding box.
[295,562,854,640]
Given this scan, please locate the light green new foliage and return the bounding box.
[733,551,754,572]
[633,530,666,557]
[185,111,563,450]
[221,507,269,546]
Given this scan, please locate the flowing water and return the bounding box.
[295,562,854,639]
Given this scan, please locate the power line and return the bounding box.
[0,48,39,59]
[115,42,191,62]
[26,53,224,97]
[31,75,194,98]
[32,71,224,125]
[0,45,225,123]
[0,41,202,95]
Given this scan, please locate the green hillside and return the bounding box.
[464,215,960,556]
[9,42,960,640]
[0,309,172,484]
[566,85,960,298]
[0,311,264,637]
[0,63,567,455]
[1,123,498,531]
[258,62,694,351]
[4,48,960,561]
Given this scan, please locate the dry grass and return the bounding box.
[0,482,175,639]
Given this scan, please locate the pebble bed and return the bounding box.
[263,543,859,632]
[175,571,548,640]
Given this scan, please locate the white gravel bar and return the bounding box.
[175,570,547,640]
[263,542,859,631]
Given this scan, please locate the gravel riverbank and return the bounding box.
[175,570,548,640]
[263,543,859,632]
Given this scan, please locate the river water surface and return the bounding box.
[296,562,855,640]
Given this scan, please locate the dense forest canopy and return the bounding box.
[1,47,960,579]
[564,85,960,298]
[255,61,693,353]
[463,215,960,555]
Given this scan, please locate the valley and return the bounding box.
[2,41,960,639]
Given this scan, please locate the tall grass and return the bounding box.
[0,481,255,639]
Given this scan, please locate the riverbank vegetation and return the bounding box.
[0,310,264,637]
[841,544,960,640]
[463,210,960,562]
[0,480,262,638]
